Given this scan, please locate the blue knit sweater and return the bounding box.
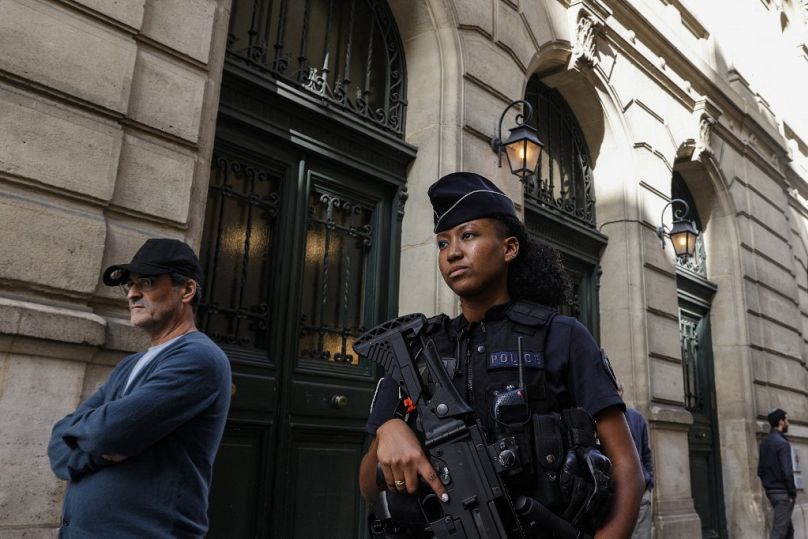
[48,332,231,538]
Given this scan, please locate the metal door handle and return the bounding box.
[331,395,348,409]
[695,432,706,440]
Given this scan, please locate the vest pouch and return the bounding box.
[531,412,564,510]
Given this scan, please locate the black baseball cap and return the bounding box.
[102,238,204,287]
[428,172,517,233]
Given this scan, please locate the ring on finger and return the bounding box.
[394,479,406,489]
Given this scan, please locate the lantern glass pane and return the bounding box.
[686,231,697,257]
[505,139,542,178]
[672,231,688,257]
[505,140,527,177]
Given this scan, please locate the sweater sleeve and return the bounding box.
[59,342,227,457]
[48,382,114,481]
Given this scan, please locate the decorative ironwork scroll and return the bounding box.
[198,155,280,352]
[299,189,373,365]
[524,78,596,228]
[226,0,407,137]
[680,315,704,413]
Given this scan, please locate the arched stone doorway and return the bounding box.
[672,171,728,538]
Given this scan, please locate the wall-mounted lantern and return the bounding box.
[656,198,699,259]
[490,99,544,180]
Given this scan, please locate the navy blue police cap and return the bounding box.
[428,172,517,233]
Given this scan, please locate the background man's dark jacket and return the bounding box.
[758,430,796,498]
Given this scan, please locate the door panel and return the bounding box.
[230,370,278,413]
[288,427,366,539]
[207,422,272,538]
[269,160,388,536]
[679,307,727,538]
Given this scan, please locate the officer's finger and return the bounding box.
[379,463,396,491]
[418,460,449,502]
[393,475,407,492]
[403,465,419,495]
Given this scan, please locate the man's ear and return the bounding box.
[180,280,197,305]
[504,236,519,263]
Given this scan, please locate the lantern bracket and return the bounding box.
[490,99,534,167]
[656,198,698,259]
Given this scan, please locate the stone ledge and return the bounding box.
[648,404,693,428]
[0,297,105,346]
[0,300,147,360]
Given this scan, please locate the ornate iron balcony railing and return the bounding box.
[226,0,407,138]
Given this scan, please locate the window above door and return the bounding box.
[225,0,408,139]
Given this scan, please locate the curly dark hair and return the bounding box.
[493,216,570,307]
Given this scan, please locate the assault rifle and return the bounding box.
[354,314,589,539]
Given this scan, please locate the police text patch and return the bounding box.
[487,351,543,370]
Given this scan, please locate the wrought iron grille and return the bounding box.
[680,314,703,412]
[226,0,407,137]
[559,280,582,320]
[198,155,280,352]
[524,78,595,227]
[672,172,706,276]
[299,189,372,365]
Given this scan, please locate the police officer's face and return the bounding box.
[436,218,518,301]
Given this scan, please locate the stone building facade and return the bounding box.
[2,0,808,537]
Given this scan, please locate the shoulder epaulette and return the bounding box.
[424,313,449,334]
[506,301,556,326]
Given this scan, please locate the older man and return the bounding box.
[48,238,231,538]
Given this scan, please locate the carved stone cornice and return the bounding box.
[677,97,722,162]
[568,0,612,70]
[572,15,601,68]
[693,114,715,159]
[691,98,721,161]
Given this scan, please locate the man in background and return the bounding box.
[619,382,654,539]
[48,238,231,538]
[758,408,796,539]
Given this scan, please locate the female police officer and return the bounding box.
[359,172,643,537]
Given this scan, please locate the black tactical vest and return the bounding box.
[420,301,559,439]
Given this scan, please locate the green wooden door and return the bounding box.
[678,276,727,539]
[200,140,402,538]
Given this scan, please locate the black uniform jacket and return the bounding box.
[365,301,624,438]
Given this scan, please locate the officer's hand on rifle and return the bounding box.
[376,418,449,502]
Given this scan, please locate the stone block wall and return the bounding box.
[0,0,230,533]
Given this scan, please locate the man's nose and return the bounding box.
[127,287,142,301]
